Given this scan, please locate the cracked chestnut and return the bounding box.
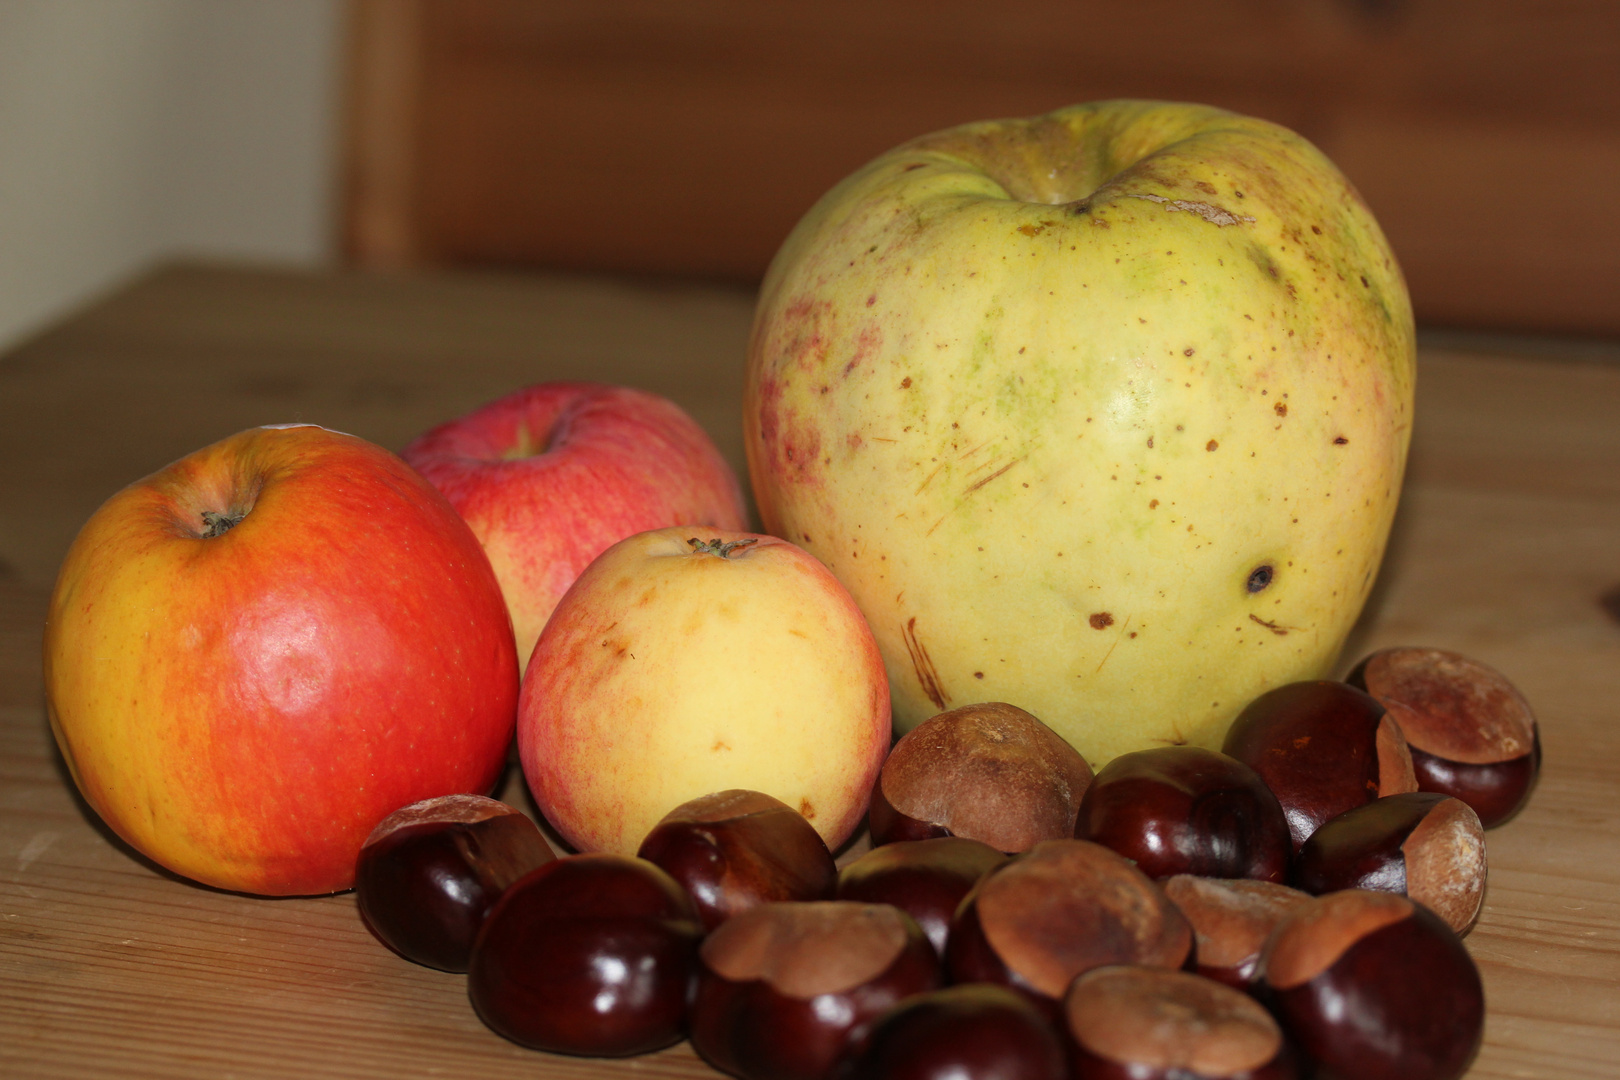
[1348,646,1541,826]
[354,794,554,972]
[1261,889,1484,1080]
[946,839,1193,1005]
[1293,791,1486,934]
[1065,966,1298,1080]
[844,983,1069,1080]
[869,701,1094,852]
[467,853,702,1057]
[1222,680,1416,851]
[1075,746,1290,882]
[1161,876,1312,991]
[637,789,836,931]
[836,836,1009,957]
[689,900,940,1080]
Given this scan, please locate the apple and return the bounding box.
[744,99,1415,766]
[519,526,890,855]
[42,424,519,895]
[403,382,748,672]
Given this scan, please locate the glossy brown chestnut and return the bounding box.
[1075,746,1290,882]
[844,983,1069,1080]
[637,789,837,931]
[1160,876,1312,991]
[1262,889,1484,1080]
[1293,791,1486,934]
[354,794,555,972]
[836,836,1009,957]
[870,702,1094,852]
[1065,966,1298,1080]
[690,901,940,1080]
[1349,646,1541,827]
[946,839,1193,1003]
[1222,680,1417,852]
[467,853,702,1057]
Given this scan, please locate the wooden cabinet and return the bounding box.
[343,0,1620,335]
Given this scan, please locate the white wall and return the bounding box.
[0,0,342,352]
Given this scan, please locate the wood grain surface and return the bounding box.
[2,264,1617,1078]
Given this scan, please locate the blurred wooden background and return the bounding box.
[341,0,1619,338]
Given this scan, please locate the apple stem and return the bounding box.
[200,510,244,538]
[687,537,758,559]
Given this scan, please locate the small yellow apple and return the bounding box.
[518,527,891,854]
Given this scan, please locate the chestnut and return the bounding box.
[1293,791,1486,935]
[1160,876,1312,991]
[1075,746,1290,882]
[1222,680,1417,852]
[844,983,1069,1080]
[1348,646,1541,826]
[689,900,940,1080]
[354,794,555,972]
[637,789,837,930]
[836,836,1009,957]
[946,839,1193,1004]
[1261,889,1484,1080]
[467,853,702,1057]
[1065,966,1298,1079]
[870,701,1094,851]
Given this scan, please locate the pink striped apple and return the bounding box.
[404,383,748,673]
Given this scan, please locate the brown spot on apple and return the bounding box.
[798,798,817,820]
[902,616,950,710]
[1275,402,1288,417]
[1090,612,1114,630]
[1207,440,1219,451]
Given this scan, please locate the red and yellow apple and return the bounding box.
[744,100,1415,767]
[519,527,890,855]
[404,382,748,672]
[43,424,519,895]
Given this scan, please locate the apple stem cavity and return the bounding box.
[500,421,553,460]
[199,510,244,538]
[688,537,758,559]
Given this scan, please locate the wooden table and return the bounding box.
[2,264,1617,1078]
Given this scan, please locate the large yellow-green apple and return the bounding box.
[404,382,748,673]
[43,425,519,895]
[518,527,889,855]
[744,100,1414,768]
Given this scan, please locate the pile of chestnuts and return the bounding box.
[353,645,1537,1080]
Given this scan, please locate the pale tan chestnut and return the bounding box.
[869,701,1093,851]
[1161,876,1312,990]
